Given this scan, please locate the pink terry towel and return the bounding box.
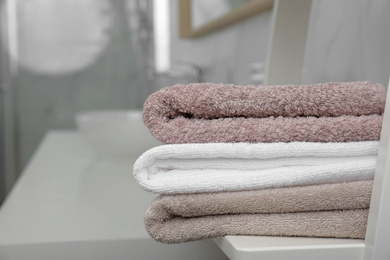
[143,81,385,144]
[145,181,372,243]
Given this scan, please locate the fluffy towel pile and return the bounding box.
[134,81,385,244]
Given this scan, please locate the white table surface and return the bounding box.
[0,131,227,260]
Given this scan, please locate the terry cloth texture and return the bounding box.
[143,81,385,144]
[133,141,378,194]
[144,180,372,243]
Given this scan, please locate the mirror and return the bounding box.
[179,0,274,38]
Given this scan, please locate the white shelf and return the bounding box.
[213,236,365,260]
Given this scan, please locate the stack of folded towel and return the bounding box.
[133,81,385,244]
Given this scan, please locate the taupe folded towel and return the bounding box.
[145,181,372,243]
[143,81,385,144]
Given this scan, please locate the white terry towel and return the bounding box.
[133,141,379,194]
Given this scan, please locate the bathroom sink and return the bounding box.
[75,110,161,160]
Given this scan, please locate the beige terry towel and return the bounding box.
[145,181,372,243]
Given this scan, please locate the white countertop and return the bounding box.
[0,131,227,260]
[0,131,154,244]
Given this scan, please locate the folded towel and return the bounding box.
[145,181,372,243]
[143,81,385,144]
[133,141,378,194]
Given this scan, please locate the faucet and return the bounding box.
[164,60,204,83]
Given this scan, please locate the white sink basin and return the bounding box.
[75,110,161,160]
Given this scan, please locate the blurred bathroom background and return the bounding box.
[0,0,390,203]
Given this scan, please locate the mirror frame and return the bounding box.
[179,0,274,38]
